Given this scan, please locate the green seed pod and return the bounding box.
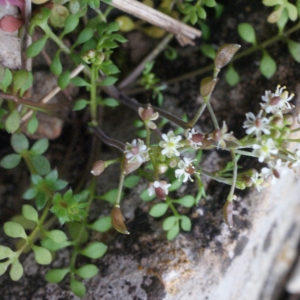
[200,77,218,98]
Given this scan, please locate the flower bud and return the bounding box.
[111,205,130,235]
[82,49,96,64]
[281,127,291,139]
[214,44,241,69]
[283,114,293,126]
[91,160,106,176]
[115,16,135,32]
[200,77,218,98]
[157,163,168,174]
[271,116,283,128]
[270,129,280,139]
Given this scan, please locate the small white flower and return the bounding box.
[124,139,149,163]
[243,110,270,137]
[291,149,300,169]
[208,121,236,149]
[253,138,278,162]
[261,85,294,115]
[148,180,171,199]
[261,159,283,184]
[185,128,203,149]
[175,157,195,182]
[250,173,266,192]
[138,107,159,130]
[159,131,182,158]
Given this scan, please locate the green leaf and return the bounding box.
[27,114,39,134]
[50,52,62,76]
[167,223,180,240]
[70,77,91,87]
[73,99,89,111]
[277,8,289,33]
[286,3,298,21]
[58,70,70,89]
[99,189,123,204]
[107,21,120,33]
[0,153,21,169]
[23,187,37,199]
[140,188,155,202]
[11,215,35,230]
[13,70,30,95]
[4,222,27,239]
[22,205,38,223]
[0,245,14,259]
[169,179,183,192]
[5,109,20,133]
[0,68,13,92]
[31,138,49,155]
[69,0,80,14]
[74,27,94,47]
[26,35,48,58]
[162,216,178,231]
[41,238,71,251]
[180,215,192,231]
[287,39,300,63]
[32,245,52,265]
[20,72,33,97]
[190,10,198,24]
[61,15,79,37]
[196,6,206,19]
[124,175,140,188]
[75,264,98,279]
[89,216,112,232]
[225,64,240,86]
[177,195,195,207]
[200,44,216,60]
[102,98,119,107]
[70,278,86,298]
[45,268,70,283]
[260,51,276,78]
[149,203,168,217]
[46,230,67,244]
[11,133,29,153]
[238,23,256,44]
[204,0,216,7]
[10,259,23,281]
[0,261,10,276]
[31,155,51,175]
[99,76,118,86]
[79,242,107,259]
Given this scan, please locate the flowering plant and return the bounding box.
[91,45,300,233]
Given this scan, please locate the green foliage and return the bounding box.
[225,64,240,86]
[23,170,68,210]
[238,23,256,45]
[260,50,276,78]
[51,189,89,224]
[27,36,48,58]
[79,242,108,259]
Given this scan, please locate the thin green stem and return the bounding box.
[115,170,125,205]
[90,64,98,124]
[227,150,237,202]
[188,103,207,128]
[166,197,180,217]
[205,97,219,130]
[40,24,70,54]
